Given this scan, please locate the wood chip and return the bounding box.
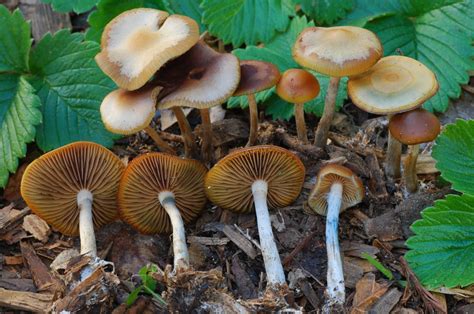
[3,255,23,265]
[351,273,389,314]
[344,256,377,273]
[0,279,36,292]
[0,204,31,233]
[0,288,53,313]
[231,254,257,299]
[365,151,389,200]
[22,214,51,242]
[344,259,364,289]
[220,224,258,259]
[188,236,230,246]
[369,288,403,313]
[341,242,380,258]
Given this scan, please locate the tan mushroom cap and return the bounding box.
[308,164,364,216]
[389,108,441,145]
[348,56,439,114]
[118,153,207,234]
[233,60,280,96]
[21,142,125,236]
[101,86,161,135]
[293,26,382,77]
[276,68,320,103]
[205,145,305,214]
[157,41,240,110]
[95,8,199,91]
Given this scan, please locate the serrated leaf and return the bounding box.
[0,74,42,187]
[201,0,294,46]
[0,6,31,73]
[406,194,474,288]
[432,119,474,195]
[40,0,98,13]
[85,0,170,43]
[168,0,205,32]
[298,0,354,25]
[29,30,118,151]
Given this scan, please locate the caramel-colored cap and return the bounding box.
[233,60,280,96]
[308,164,364,216]
[276,69,320,103]
[389,108,440,145]
[21,142,125,236]
[205,145,305,214]
[118,153,207,234]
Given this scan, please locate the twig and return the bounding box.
[233,224,261,251]
[282,230,319,267]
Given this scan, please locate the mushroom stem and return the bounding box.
[144,126,176,155]
[77,190,96,257]
[404,144,420,193]
[325,182,345,306]
[314,77,340,148]
[385,130,402,179]
[294,103,308,144]
[200,108,213,163]
[171,107,198,158]
[246,93,258,147]
[251,180,286,286]
[159,191,189,272]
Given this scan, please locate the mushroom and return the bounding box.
[348,56,439,178]
[118,153,207,272]
[233,60,280,146]
[205,145,305,295]
[293,26,383,148]
[307,164,364,308]
[101,85,176,155]
[95,8,199,91]
[389,108,440,193]
[276,69,320,144]
[21,142,125,257]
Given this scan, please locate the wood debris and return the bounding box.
[22,214,51,242]
[0,288,54,313]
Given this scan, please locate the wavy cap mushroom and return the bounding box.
[21,142,125,257]
[95,8,199,91]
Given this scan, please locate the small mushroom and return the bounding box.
[389,108,440,193]
[205,146,305,296]
[118,153,207,272]
[293,26,382,148]
[308,164,364,308]
[233,60,280,146]
[276,69,320,144]
[21,142,125,257]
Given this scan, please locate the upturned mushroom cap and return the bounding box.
[21,142,125,236]
[156,41,240,110]
[95,8,199,91]
[205,145,305,214]
[276,69,320,103]
[118,153,207,234]
[348,56,439,114]
[233,60,280,96]
[308,164,364,216]
[389,108,441,145]
[293,26,382,77]
[101,86,161,135]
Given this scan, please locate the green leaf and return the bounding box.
[29,30,118,151]
[168,0,205,32]
[40,0,98,13]
[0,6,31,73]
[0,74,42,187]
[432,119,474,195]
[406,194,474,288]
[201,0,294,46]
[126,287,142,306]
[85,0,170,43]
[299,0,354,25]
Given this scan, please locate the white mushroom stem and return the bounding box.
[325,182,345,306]
[251,180,286,286]
[159,191,189,272]
[77,189,96,257]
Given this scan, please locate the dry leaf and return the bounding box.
[351,273,389,314]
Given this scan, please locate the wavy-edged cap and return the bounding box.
[157,41,240,110]
[101,85,161,135]
[389,108,440,145]
[293,26,382,77]
[308,164,364,216]
[348,56,439,114]
[118,153,207,234]
[95,8,199,91]
[276,68,320,103]
[205,145,305,214]
[233,60,280,96]
[21,142,125,236]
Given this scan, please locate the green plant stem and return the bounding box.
[314,77,340,148]
[246,93,258,147]
[294,103,308,144]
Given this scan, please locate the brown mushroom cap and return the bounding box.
[205,145,305,214]
[293,26,382,77]
[348,56,439,114]
[21,142,125,236]
[308,164,364,216]
[233,60,280,96]
[118,153,207,234]
[95,8,199,91]
[156,41,240,110]
[276,69,320,103]
[389,108,441,145]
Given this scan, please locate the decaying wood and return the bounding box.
[215,224,258,259]
[329,132,384,158]
[341,242,380,258]
[369,288,403,313]
[22,214,51,242]
[351,273,389,314]
[0,204,31,233]
[282,229,318,266]
[275,127,326,159]
[0,288,54,313]
[231,255,257,299]
[298,278,321,310]
[0,279,36,292]
[365,152,389,200]
[3,255,23,265]
[188,236,230,246]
